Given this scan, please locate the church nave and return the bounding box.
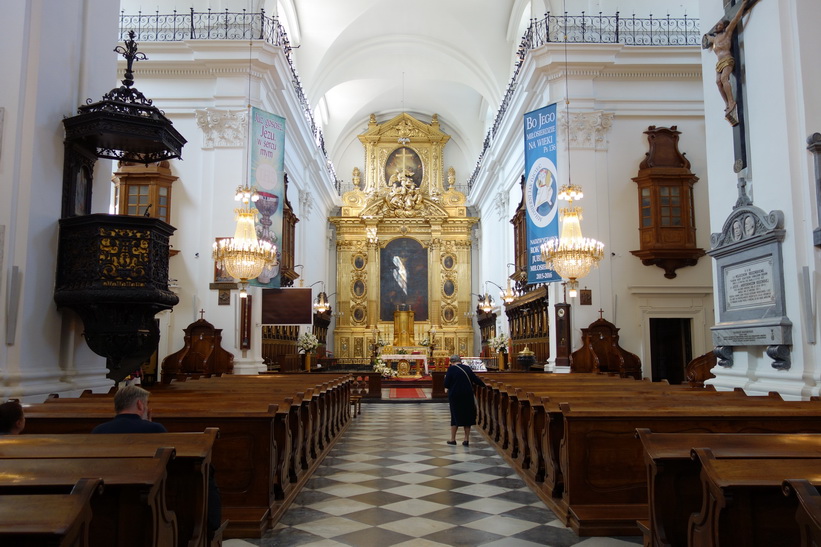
[226,403,642,547]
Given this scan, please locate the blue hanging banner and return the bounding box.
[523,103,560,285]
[249,107,285,288]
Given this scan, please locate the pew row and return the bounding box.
[636,429,821,547]
[0,429,217,547]
[473,373,821,537]
[0,478,101,547]
[22,373,353,539]
[0,449,177,547]
[688,449,821,546]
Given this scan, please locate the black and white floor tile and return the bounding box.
[225,402,643,546]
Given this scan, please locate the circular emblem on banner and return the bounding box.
[524,157,559,228]
[255,163,278,190]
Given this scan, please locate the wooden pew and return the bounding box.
[783,479,821,547]
[477,376,744,503]
[0,478,101,547]
[636,429,821,547]
[473,373,821,537]
[688,449,821,546]
[0,448,177,547]
[558,403,821,536]
[0,430,217,547]
[23,374,352,539]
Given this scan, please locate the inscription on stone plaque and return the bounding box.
[724,256,774,311]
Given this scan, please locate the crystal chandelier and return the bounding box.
[212,184,278,298]
[540,183,604,297]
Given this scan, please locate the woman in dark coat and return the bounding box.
[443,355,486,446]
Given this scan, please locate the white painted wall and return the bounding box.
[469,42,712,377]
[0,0,121,401]
[698,0,821,398]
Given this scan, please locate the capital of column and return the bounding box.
[559,111,615,150]
[196,108,247,149]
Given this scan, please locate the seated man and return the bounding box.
[92,385,167,434]
[93,385,222,535]
[0,401,25,435]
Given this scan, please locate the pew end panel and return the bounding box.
[0,477,103,547]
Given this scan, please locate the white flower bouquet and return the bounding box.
[373,358,397,378]
[489,333,510,354]
[297,332,320,353]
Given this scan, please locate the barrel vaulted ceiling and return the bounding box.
[278,0,534,178]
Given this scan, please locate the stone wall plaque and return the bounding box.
[708,204,792,368]
[723,256,775,311]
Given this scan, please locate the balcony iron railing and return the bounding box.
[118,9,340,193]
[466,12,701,192]
[119,10,700,196]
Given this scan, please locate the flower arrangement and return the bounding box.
[373,358,397,378]
[489,333,511,354]
[297,332,320,354]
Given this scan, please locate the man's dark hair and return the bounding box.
[0,401,24,433]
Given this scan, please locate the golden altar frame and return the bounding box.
[329,113,478,362]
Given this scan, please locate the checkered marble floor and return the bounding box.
[225,403,643,546]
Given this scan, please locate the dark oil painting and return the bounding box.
[380,237,428,321]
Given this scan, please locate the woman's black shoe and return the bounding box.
[446,440,456,445]
[462,441,469,446]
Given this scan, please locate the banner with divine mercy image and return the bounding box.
[524,103,560,285]
[249,107,285,288]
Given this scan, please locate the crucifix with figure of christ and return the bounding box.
[702,0,759,180]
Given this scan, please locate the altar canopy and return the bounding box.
[329,113,478,361]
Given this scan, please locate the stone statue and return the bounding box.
[702,0,753,124]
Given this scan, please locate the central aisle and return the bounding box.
[230,402,642,546]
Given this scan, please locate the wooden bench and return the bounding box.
[0,449,177,547]
[558,403,821,536]
[783,479,821,547]
[24,374,352,539]
[472,373,821,536]
[0,478,101,547]
[688,449,821,546]
[636,429,821,547]
[0,429,217,547]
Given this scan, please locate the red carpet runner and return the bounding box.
[389,388,426,399]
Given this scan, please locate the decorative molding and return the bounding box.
[559,110,615,150]
[493,191,509,221]
[298,188,314,220]
[195,108,247,149]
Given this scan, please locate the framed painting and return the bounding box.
[384,146,423,187]
[380,237,428,321]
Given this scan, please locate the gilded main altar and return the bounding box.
[329,113,478,363]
